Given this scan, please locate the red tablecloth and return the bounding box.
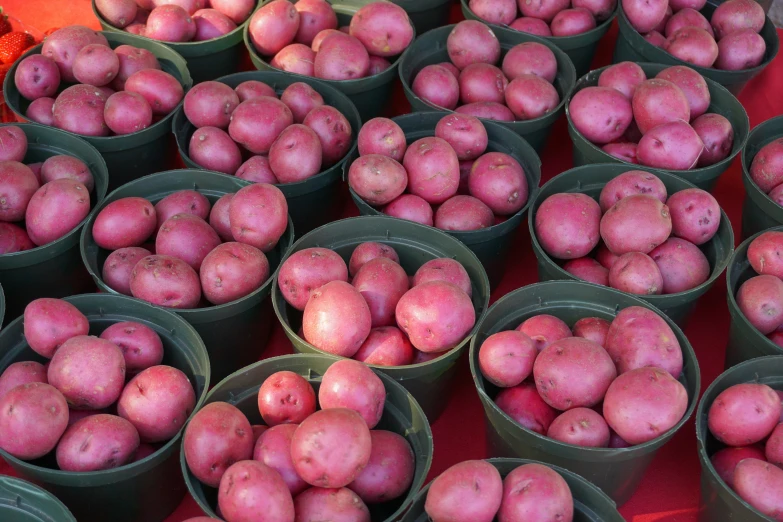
[3,1,783,520]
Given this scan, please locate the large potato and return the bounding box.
[73,44,119,87]
[569,86,633,144]
[535,193,602,259]
[509,17,553,36]
[125,69,184,116]
[293,0,338,46]
[41,25,109,83]
[751,137,783,193]
[547,407,610,447]
[383,194,434,226]
[23,298,89,359]
[425,460,503,522]
[711,0,765,40]
[218,460,295,522]
[348,430,415,504]
[200,242,270,305]
[622,0,668,33]
[632,79,690,134]
[319,359,386,429]
[156,213,221,271]
[280,82,323,123]
[41,155,93,192]
[608,251,664,295]
[708,383,781,446]
[303,281,372,357]
[598,61,647,99]
[434,195,494,231]
[52,84,109,136]
[278,247,349,311]
[145,5,197,42]
[733,458,783,520]
[459,63,508,105]
[412,65,460,110]
[270,43,316,76]
[600,194,672,255]
[14,55,61,101]
[479,330,537,388]
[716,29,767,71]
[737,275,783,334]
[413,258,472,297]
[236,157,277,184]
[502,42,557,83]
[598,170,667,212]
[550,8,597,36]
[348,154,408,206]
[99,321,163,374]
[253,423,308,496]
[302,105,353,167]
[112,45,161,91]
[26,179,91,246]
[664,27,719,68]
[766,423,783,466]
[667,188,721,245]
[665,8,713,38]
[314,33,370,80]
[229,183,289,252]
[0,382,69,460]
[519,0,570,22]
[495,381,557,435]
[516,314,572,352]
[56,414,140,471]
[403,137,460,205]
[470,0,517,25]
[0,161,40,222]
[189,126,242,175]
[353,326,415,367]
[435,113,488,161]
[248,0,300,55]
[357,118,407,161]
[0,361,47,401]
[268,124,322,183]
[349,2,413,57]
[93,198,156,250]
[446,20,501,69]
[649,238,710,293]
[257,370,316,426]
[104,247,153,295]
[637,120,704,170]
[692,113,734,168]
[229,98,293,155]
[505,75,560,121]
[184,81,240,129]
[130,255,202,309]
[655,66,710,120]
[749,231,783,279]
[497,463,574,521]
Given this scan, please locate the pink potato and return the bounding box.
[670,0,706,9]
[637,120,704,170]
[608,251,664,295]
[235,80,277,102]
[184,81,240,129]
[749,231,783,279]
[517,314,572,353]
[184,402,254,488]
[446,20,501,70]
[154,190,210,228]
[26,97,56,126]
[495,381,558,434]
[573,317,611,347]
[598,61,647,99]
[249,0,300,55]
[737,275,783,334]
[600,194,672,254]
[218,460,295,522]
[125,69,184,116]
[349,2,413,57]
[412,65,460,110]
[253,424,309,496]
[711,0,765,40]
[349,430,414,504]
[192,9,237,41]
[270,43,316,77]
[353,327,415,367]
[458,63,508,105]
[505,74,560,120]
[236,156,277,184]
[716,29,767,71]
[441,61,464,79]
[229,183,289,252]
[294,488,370,522]
[303,281,372,357]
[314,33,370,80]
[278,247,349,311]
[573,0,617,21]
[348,155,407,206]
[456,101,516,122]
[99,321,163,374]
[603,367,688,444]
[502,42,557,84]
[665,8,714,38]
[0,222,34,253]
[435,195,494,231]
[155,0,206,16]
[65,408,103,428]
[291,407,372,488]
[319,359,385,428]
[509,17,553,36]
[551,8,597,36]
[293,0,338,46]
[56,414,139,471]
[311,28,342,52]
[766,423,783,466]
[396,281,475,353]
[189,126,242,175]
[369,56,394,76]
[469,0,517,25]
[667,188,721,245]
[302,105,353,167]
[145,5,196,42]
[210,0,255,23]
[751,138,783,193]
[403,137,459,204]
[733,459,783,520]
[598,170,667,212]
[654,66,710,120]
[280,83,323,124]
[357,118,406,161]
[129,255,202,309]
[23,298,89,359]
[478,330,537,387]
[25,179,91,246]
[564,257,610,286]
[27,162,43,184]
[497,464,574,522]
[518,0,571,22]
[533,337,617,410]
[208,194,233,241]
[435,114,488,161]
[547,407,610,447]
[268,124,322,183]
[632,79,690,134]
[0,161,39,222]
[649,238,710,293]
[352,257,409,328]
[708,383,782,446]
[693,113,734,167]
[200,242,270,305]
[96,0,138,28]
[0,382,69,460]
[605,305,683,378]
[425,460,502,522]
[258,370,316,426]
[413,258,472,297]
[534,193,602,259]
[711,446,767,488]
[349,242,400,277]
[14,55,60,101]
[665,27,720,68]
[104,91,154,135]
[383,194,434,226]
[252,425,269,445]
[622,0,668,33]
[0,362,47,401]
[111,45,161,91]
[41,25,109,83]
[52,84,109,137]
[73,44,119,87]
[568,86,633,144]
[156,213,221,271]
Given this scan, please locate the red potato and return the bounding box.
[564,257,610,286]
[258,371,316,426]
[348,155,407,206]
[155,190,210,228]
[665,8,714,38]
[478,330,537,387]
[733,459,783,521]
[41,25,109,83]
[99,321,163,374]
[349,242,400,277]
[568,86,633,144]
[446,20,501,70]
[0,382,69,460]
[207,194,233,242]
[518,0,571,22]
[319,359,385,428]
[14,55,60,101]
[349,2,413,57]
[229,183,289,252]
[655,66,710,120]
[218,460,296,522]
[0,362,47,401]
[184,81,240,129]
[129,255,202,309]
[693,114,734,167]
[357,118,406,161]
[302,105,353,167]
[766,423,783,466]
[439,61,461,78]
[65,408,103,428]
[505,74,560,120]
[0,222,34,253]
[670,0,706,9]
[210,0,254,23]
[469,0,517,25]
[534,193,602,259]
[56,414,139,471]
[751,138,783,193]
[303,281,372,357]
[252,425,269,445]
[314,33,370,80]
[435,195,494,231]
[736,275,783,334]
[253,424,308,496]
[413,258,472,297]
[353,327,415,366]
[403,137,459,204]
[0,161,39,222]
[495,381,558,434]
[268,124,322,183]
[412,65,460,110]
[749,231,783,279]
[622,0,668,33]
[667,188,721,245]
[27,162,43,183]
[200,242,269,305]
[291,407,372,488]
[349,430,414,504]
[278,247,349,311]
[383,194,434,226]
[518,314,574,354]
[279,83,323,124]
[502,42,557,84]
[311,29,342,52]
[184,402,254,488]
[435,114,488,161]
[104,91,153,135]
[609,431,631,448]
[235,80,277,102]
[509,17,553,36]
[665,28,720,68]
[23,298,89,359]
[598,61,647,99]
[96,0,138,28]
[637,120,704,170]
[459,63,508,105]
[498,464,574,522]
[125,23,146,35]
[270,43,316,77]
[145,5,196,42]
[156,213,221,271]
[601,194,672,254]
[598,170,667,212]
[548,407,610,447]
[47,335,126,410]
[708,383,782,446]
[645,30,667,47]
[572,317,611,347]
[605,305,683,378]
[155,0,206,16]
[456,101,516,121]
[711,0,765,40]
[192,9,237,41]
[236,156,277,184]
[632,79,690,134]
[52,85,109,137]
[533,337,617,410]
[608,251,664,295]
[413,349,443,364]
[293,0,338,46]
[649,238,710,293]
[352,257,409,328]
[73,44,119,87]
[711,446,767,488]
[125,69,184,116]
[111,45,161,91]
[425,460,503,522]
[573,0,617,21]
[551,8,597,36]
[189,126,242,175]
[26,179,91,246]
[26,97,56,126]
[249,0,300,55]
[716,29,767,71]
[295,487,370,521]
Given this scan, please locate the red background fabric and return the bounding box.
[2,1,783,520]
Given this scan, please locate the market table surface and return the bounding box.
[2,1,783,521]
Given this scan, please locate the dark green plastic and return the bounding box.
[3,33,193,191]
[93,0,261,83]
[271,215,490,420]
[391,0,451,34]
[401,457,625,521]
[0,124,109,324]
[173,71,361,236]
[244,0,413,121]
[460,0,618,77]
[398,24,577,153]
[469,281,700,505]
[696,356,783,522]
[0,294,211,522]
[741,115,783,240]
[182,353,433,521]
[566,63,750,192]
[0,284,4,330]
[0,476,76,522]
[346,112,541,289]
[528,164,735,326]
[79,170,295,382]
[613,0,780,96]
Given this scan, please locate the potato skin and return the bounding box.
[56,414,140,472]
[655,66,710,120]
[0,382,69,460]
[495,382,558,435]
[749,231,783,279]
[564,257,610,286]
[201,242,270,305]
[572,317,611,347]
[403,137,460,205]
[257,371,316,426]
[125,69,184,116]
[547,407,611,447]
[469,152,528,216]
[711,0,765,40]
[737,275,783,334]
[93,197,157,251]
[99,321,164,374]
[497,463,574,522]
[218,460,296,522]
[535,193,602,260]
[598,170,667,213]
[156,213,221,271]
[253,423,308,496]
[349,2,413,57]
[608,251,664,295]
[516,314,572,352]
[425,460,503,522]
[349,242,399,277]
[23,297,89,359]
[664,27,719,68]
[383,194,434,226]
[708,383,782,446]
[294,487,370,521]
[348,430,415,504]
[303,281,372,357]
[733,458,783,521]
[710,445,766,488]
[248,0,300,55]
[229,183,289,252]
[649,238,710,294]
[353,327,415,367]
[622,0,668,33]
[600,194,672,255]
[0,361,47,401]
[413,258,472,297]
[348,154,408,206]
[435,195,494,231]
[130,255,202,309]
[25,179,91,246]
[637,120,705,170]
[598,61,646,99]
[103,247,152,296]
[357,118,407,161]
[446,20,501,69]
[352,257,409,328]
[569,86,633,145]
[318,359,386,429]
[278,247,349,311]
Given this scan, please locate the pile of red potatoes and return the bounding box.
[735,231,783,341]
[750,136,783,205]
[469,0,616,37]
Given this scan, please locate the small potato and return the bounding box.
[495,381,557,434]
[548,407,610,447]
[518,0,570,22]
[403,137,460,204]
[505,75,560,120]
[751,138,783,193]
[352,257,409,328]
[369,56,392,75]
[573,0,617,21]
[469,0,517,25]
[478,330,537,388]
[354,327,414,366]
[413,258,472,297]
[104,91,153,135]
[293,0,338,46]
[295,488,370,521]
[0,161,40,222]
[184,402,254,488]
[716,29,767,71]
[665,8,714,38]
[349,242,399,276]
[502,42,557,83]
[130,255,202,309]
[56,414,139,471]
[218,460,295,522]
[599,170,667,212]
[605,305,683,378]
[349,2,413,57]
[622,0,668,33]
[303,281,372,357]
[737,275,783,334]
[535,193,602,259]
[278,247,349,311]
[670,0,706,9]
[446,20,501,69]
[534,337,617,410]
[52,84,109,137]
[291,407,372,488]
[733,459,783,520]
[655,66,710,120]
[23,298,90,359]
[649,238,710,293]
[564,257,610,286]
[749,231,783,279]
[468,152,528,215]
[435,114,488,161]
[14,55,60,101]
[314,33,370,80]
[155,189,210,228]
[302,105,353,167]
[665,27,719,68]
[572,317,611,347]
[189,126,242,175]
[598,61,646,99]
[236,156,277,183]
[0,382,69,460]
[41,25,109,83]
[40,155,93,193]
[103,247,152,295]
[156,213,221,271]
[509,17,553,36]
[435,195,494,231]
[637,120,704,170]
[254,424,309,496]
[192,8,237,40]
[693,113,734,167]
[550,8,597,36]
[201,242,270,305]
[96,0,138,28]
[349,430,414,504]
[708,383,782,446]
[145,5,196,42]
[73,44,119,87]
[425,460,503,522]
[412,65,460,110]
[270,43,316,76]
[766,423,783,466]
[229,183,289,252]
[0,222,33,253]
[603,367,688,444]
[608,251,664,295]
[383,194,434,226]
[459,63,508,105]
[124,69,184,116]
[0,361,47,401]
[667,188,720,245]
[235,80,277,102]
[568,86,633,144]
[26,97,56,126]
[268,124,322,183]
[632,79,690,134]
[711,446,767,488]
[184,81,240,129]
[257,370,316,426]
[311,28,342,51]
[498,463,574,522]
[319,359,385,428]
[26,179,91,246]
[279,83,323,124]
[99,321,163,374]
[711,0,765,40]
[349,155,407,206]
[456,101,516,122]
[601,194,672,254]
[112,45,161,91]
[208,194,233,242]
[357,118,406,161]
